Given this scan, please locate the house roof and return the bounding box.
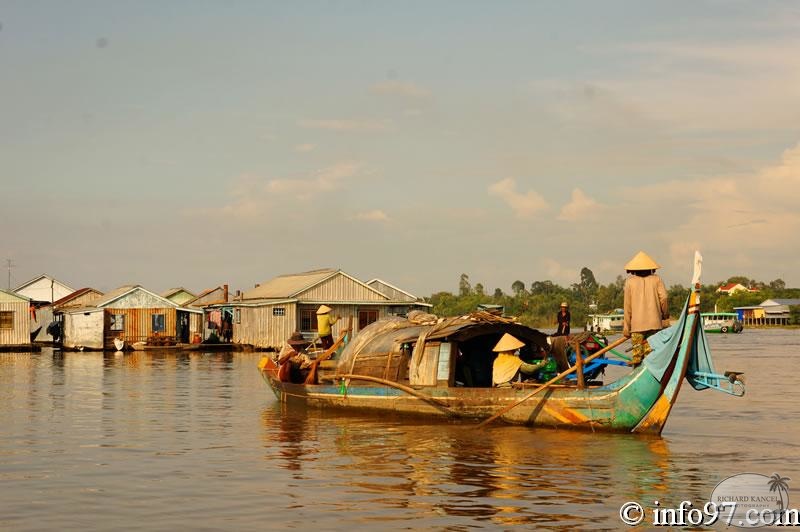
[0,288,29,302]
[13,273,74,292]
[51,287,102,307]
[94,285,179,308]
[161,287,196,299]
[243,269,339,299]
[717,282,746,292]
[762,298,800,307]
[366,278,420,301]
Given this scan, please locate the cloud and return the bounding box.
[558,188,603,221]
[187,162,366,221]
[266,162,363,199]
[353,210,389,222]
[298,119,390,131]
[370,81,430,98]
[487,178,548,219]
[294,143,315,153]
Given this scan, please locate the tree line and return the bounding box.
[425,270,800,329]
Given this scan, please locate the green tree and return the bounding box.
[474,283,485,297]
[459,273,471,297]
[511,280,526,297]
[789,305,800,326]
[580,266,598,297]
[493,288,504,299]
[770,278,786,291]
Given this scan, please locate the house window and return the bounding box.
[300,309,317,332]
[0,311,13,330]
[151,313,165,333]
[234,308,241,324]
[358,309,379,330]
[110,314,125,331]
[273,307,286,317]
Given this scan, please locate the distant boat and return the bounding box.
[113,338,125,351]
[701,312,743,333]
[585,312,624,334]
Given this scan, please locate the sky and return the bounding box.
[2,1,800,297]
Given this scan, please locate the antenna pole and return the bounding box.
[5,259,13,290]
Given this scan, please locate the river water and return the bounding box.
[1,329,798,531]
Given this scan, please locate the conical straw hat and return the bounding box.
[625,251,660,271]
[316,305,332,315]
[493,333,525,353]
[560,302,568,307]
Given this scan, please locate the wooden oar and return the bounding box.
[329,373,459,418]
[476,336,628,429]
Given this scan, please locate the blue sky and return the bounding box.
[3,1,800,296]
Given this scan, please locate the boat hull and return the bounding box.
[261,356,676,433]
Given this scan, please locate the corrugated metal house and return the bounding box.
[14,274,75,303]
[0,289,31,347]
[52,288,104,311]
[14,274,77,343]
[62,285,203,350]
[734,298,800,326]
[214,269,430,349]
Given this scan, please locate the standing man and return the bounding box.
[623,251,669,367]
[316,305,339,349]
[555,302,571,336]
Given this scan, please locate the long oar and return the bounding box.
[325,373,459,417]
[476,336,628,429]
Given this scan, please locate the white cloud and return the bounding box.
[298,119,390,131]
[558,188,603,221]
[370,81,430,98]
[353,210,389,222]
[294,143,315,153]
[266,162,363,199]
[487,178,548,219]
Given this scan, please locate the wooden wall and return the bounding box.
[105,307,177,348]
[0,301,29,345]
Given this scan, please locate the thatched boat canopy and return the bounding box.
[335,311,550,387]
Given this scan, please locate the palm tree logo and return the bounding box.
[768,473,791,511]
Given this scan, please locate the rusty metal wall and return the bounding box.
[105,307,177,347]
[0,302,29,345]
[298,273,387,302]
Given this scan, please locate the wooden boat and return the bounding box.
[259,254,745,434]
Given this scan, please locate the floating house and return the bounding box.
[0,289,31,348]
[185,285,231,341]
[213,269,430,349]
[14,274,77,343]
[52,288,104,311]
[734,298,800,326]
[62,285,203,350]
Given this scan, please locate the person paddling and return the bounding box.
[623,251,669,367]
[316,305,339,349]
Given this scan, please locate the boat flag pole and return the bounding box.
[476,336,628,429]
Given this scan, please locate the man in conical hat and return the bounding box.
[492,333,546,386]
[316,305,339,349]
[623,251,669,367]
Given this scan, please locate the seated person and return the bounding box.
[276,335,314,383]
[492,333,547,387]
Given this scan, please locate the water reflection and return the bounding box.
[260,404,675,528]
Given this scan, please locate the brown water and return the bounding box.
[1,330,799,531]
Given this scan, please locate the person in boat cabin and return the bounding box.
[492,333,547,387]
[276,332,314,383]
[555,302,570,336]
[622,251,669,367]
[316,305,339,349]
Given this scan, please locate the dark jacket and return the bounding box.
[555,309,570,336]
